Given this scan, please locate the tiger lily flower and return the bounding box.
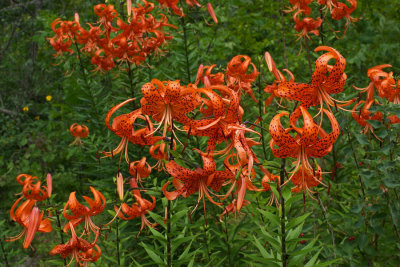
[223,155,262,210]
[162,149,234,214]
[140,79,200,140]
[129,157,152,184]
[269,106,339,186]
[267,46,354,123]
[286,0,313,15]
[6,197,52,249]
[226,55,259,102]
[50,222,101,266]
[291,165,323,196]
[213,123,261,177]
[293,11,322,40]
[149,141,176,171]
[195,64,225,87]
[104,98,160,164]
[114,178,157,233]
[331,0,359,37]
[187,85,243,153]
[353,64,393,103]
[352,100,383,139]
[17,173,52,201]
[63,187,106,235]
[69,123,89,146]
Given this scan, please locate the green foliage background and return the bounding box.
[0,0,399,266]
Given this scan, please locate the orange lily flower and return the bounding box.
[331,0,359,37]
[6,197,52,249]
[140,79,200,139]
[286,0,313,15]
[352,100,383,139]
[149,140,176,171]
[114,178,157,232]
[129,157,152,184]
[318,0,338,11]
[50,222,101,266]
[223,155,263,210]
[104,99,160,163]
[187,85,243,153]
[291,165,323,195]
[17,173,52,201]
[269,106,339,185]
[70,123,89,146]
[63,187,105,235]
[195,64,225,87]
[162,149,234,213]
[226,55,259,102]
[293,11,322,40]
[353,64,393,103]
[267,46,353,122]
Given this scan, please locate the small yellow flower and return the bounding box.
[23,106,29,112]
[46,95,52,102]
[35,116,40,120]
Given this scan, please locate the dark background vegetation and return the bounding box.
[0,0,399,266]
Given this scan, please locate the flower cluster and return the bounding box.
[265,46,348,195]
[287,0,359,39]
[352,65,400,137]
[104,54,268,219]
[48,0,176,72]
[50,186,106,265]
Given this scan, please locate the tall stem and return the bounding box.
[304,38,313,78]
[180,4,191,84]
[55,208,67,266]
[279,158,287,267]
[167,200,172,267]
[345,128,366,199]
[257,59,267,159]
[116,218,121,267]
[127,61,137,109]
[73,41,101,124]
[280,0,288,69]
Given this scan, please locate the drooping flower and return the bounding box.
[6,197,52,249]
[69,123,89,146]
[63,187,106,235]
[50,222,101,266]
[114,178,157,233]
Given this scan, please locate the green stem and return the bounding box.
[257,59,267,160]
[167,200,172,267]
[116,218,120,267]
[127,61,137,109]
[73,41,101,124]
[279,158,287,267]
[180,3,191,84]
[55,208,67,266]
[280,0,288,69]
[304,38,313,78]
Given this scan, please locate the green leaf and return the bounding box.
[252,235,275,260]
[140,242,166,266]
[286,213,311,230]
